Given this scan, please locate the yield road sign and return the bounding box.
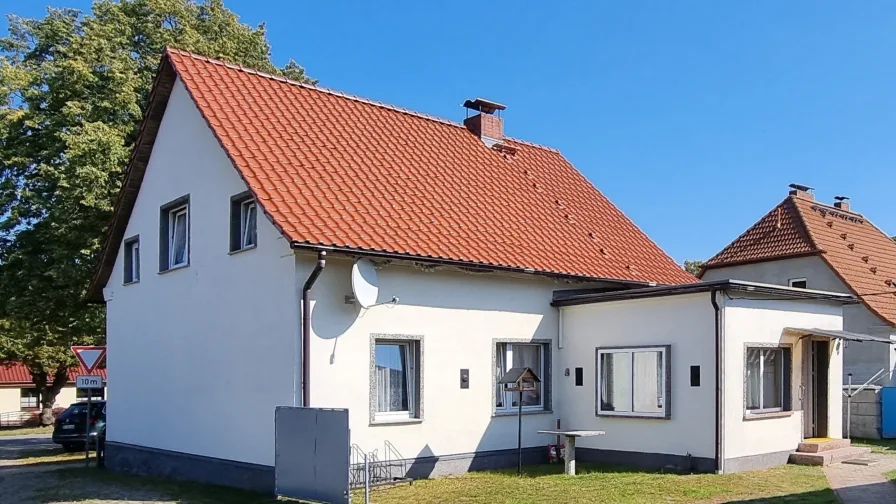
[71,346,106,373]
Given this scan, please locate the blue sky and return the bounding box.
[5,1,896,263]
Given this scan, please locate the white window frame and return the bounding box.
[20,388,39,409]
[596,346,668,419]
[168,205,189,268]
[746,347,785,414]
[124,237,140,284]
[374,341,416,421]
[495,343,545,413]
[240,200,257,250]
[788,278,808,289]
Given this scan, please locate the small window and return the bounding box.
[123,236,140,284]
[788,278,808,289]
[746,347,789,414]
[495,342,547,411]
[597,346,670,418]
[159,195,190,272]
[20,388,39,409]
[230,193,257,252]
[374,340,420,419]
[77,388,105,401]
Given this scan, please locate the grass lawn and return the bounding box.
[4,447,83,467]
[852,438,896,454]
[0,426,53,437]
[24,463,837,504]
[363,463,838,504]
[887,469,896,482]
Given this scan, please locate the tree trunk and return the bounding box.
[35,367,70,426]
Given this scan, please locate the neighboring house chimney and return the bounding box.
[788,183,814,200]
[834,195,850,212]
[463,98,506,147]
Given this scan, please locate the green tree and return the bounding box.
[683,260,705,277]
[0,0,313,424]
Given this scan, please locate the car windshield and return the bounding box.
[58,403,105,420]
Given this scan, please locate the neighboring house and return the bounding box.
[0,363,107,420]
[85,49,865,492]
[700,184,896,437]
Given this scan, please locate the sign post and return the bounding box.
[71,346,106,467]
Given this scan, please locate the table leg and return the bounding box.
[565,436,576,475]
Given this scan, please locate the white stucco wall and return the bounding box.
[0,388,19,414]
[303,255,564,462]
[104,78,299,466]
[704,257,894,385]
[722,297,844,463]
[557,293,717,460]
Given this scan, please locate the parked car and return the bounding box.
[52,400,106,452]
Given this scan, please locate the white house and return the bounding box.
[700,184,896,438]
[87,49,874,492]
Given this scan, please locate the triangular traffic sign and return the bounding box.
[72,346,106,374]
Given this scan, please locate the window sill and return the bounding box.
[158,263,190,275]
[370,418,423,426]
[122,280,139,286]
[597,412,670,420]
[744,411,793,421]
[228,245,257,256]
[493,409,553,418]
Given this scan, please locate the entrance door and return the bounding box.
[804,340,830,438]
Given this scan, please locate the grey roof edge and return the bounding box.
[552,279,858,307]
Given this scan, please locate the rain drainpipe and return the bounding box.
[302,251,327,407]
[710,288,723,474]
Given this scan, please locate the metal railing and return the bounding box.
[0,411,31,428]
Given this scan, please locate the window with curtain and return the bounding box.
[746,347,785,413]
[374,341,418,419]
[20,388,39,409]
[495,342,546,411]
[597,346,669,418]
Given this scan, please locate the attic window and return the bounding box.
[230,192,257,253]
[788,278,808,289]
[123,236,140,284]
[159,195,190,272]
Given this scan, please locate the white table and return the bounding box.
[537,429,606,475]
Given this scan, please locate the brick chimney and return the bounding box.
[788,183,814,200]
[463,98,506,147]
[834,195,850,211]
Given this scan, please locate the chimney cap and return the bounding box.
[463,98,506,115]
[789,183,814,193]
[834,195,850,202]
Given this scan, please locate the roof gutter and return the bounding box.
[301,251,326,407]
[289,242,655,288]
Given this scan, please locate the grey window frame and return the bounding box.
[159,194,190,272]
[492,338,552,415]
[369,334,423,424]
[744,344,792,416]
[495,342,546,412]
[596,345,672,419]
[123,235,140,284]
[229,191,257,253]
[20,388,39,409]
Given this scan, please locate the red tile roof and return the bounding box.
[702,195,896,326]
[0,362,107,386]
[87,48,694,300]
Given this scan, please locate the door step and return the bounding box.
[841,458,878,466]
[788,447,872,466]
[797,438,852,453]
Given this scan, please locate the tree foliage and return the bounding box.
[683,260,705,277]
[0,0,313,423]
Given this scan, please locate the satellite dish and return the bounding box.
[351,259,379,308]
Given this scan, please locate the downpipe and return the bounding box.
[711,289,723,474]
[302,251,327,407]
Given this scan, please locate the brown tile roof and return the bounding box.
[702,195,896,326]
[87,49,694,301]
[0,362,107,387]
